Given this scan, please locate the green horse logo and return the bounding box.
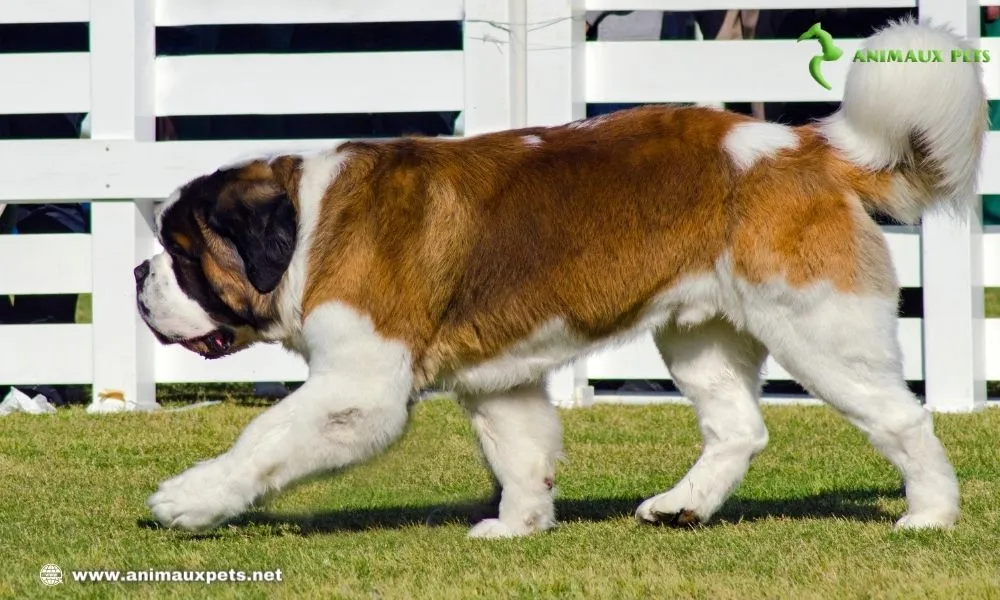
[797,22,843,90]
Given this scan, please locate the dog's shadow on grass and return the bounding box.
[711,487,899,526]
[140,486,900,536]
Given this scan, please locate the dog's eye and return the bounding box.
[166,241,195,262]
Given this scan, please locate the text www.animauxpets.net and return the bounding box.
[37,563,283,586]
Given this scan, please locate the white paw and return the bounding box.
[147,456,255,532]
[467,519,528,539]
[894,511,958,531]
[635,488,706,527]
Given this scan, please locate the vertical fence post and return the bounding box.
[525,0,586,127]
[462,0,520,136]
[919,0,986,413]
[88,0,158,410]
[523,0,591,406]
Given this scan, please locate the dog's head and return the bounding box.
[134,156,301,359]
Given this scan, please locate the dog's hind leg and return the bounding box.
[742,284,959,529]
[460,380,563,538]
[636,317,769,527]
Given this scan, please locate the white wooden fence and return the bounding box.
[0,0,996,413]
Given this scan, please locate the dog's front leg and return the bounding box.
[148,303,415,532]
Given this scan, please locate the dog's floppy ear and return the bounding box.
[206,182,297,294]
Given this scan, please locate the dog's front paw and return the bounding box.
[894,510,959,531]
[467,517,555,539]
[468,518,524,539]
[147,456,255,532]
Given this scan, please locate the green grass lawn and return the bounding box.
[1,398,999,599]
[987,288,1000,316]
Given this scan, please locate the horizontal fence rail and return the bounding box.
[585,38,1000,103]
[1,135,996,203]
[156,53,465,116]
[0,0,995,412]
[0,54,90,115]
[0,234,93,294]
[155,0,466,26]
[0,0,89,24]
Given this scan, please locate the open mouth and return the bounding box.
[179,328,235,359]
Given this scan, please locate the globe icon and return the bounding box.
[39,564,63,586]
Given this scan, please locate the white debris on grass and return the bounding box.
[0,387,57,416]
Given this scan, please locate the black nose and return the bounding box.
[134,261,150,286]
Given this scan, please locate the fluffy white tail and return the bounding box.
[819,17,989,224]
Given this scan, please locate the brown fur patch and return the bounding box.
[292,106,903,386]
[727,126,897,296]
[304,107,745,384]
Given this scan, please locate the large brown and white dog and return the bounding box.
[136,20,987,537]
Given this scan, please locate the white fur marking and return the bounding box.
[523,135,543,147]
[722,121,799,172]
[263,149,351,350]
[450,318,584,394]
[138,252,217,340]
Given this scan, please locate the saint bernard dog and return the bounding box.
[136,20,987,538]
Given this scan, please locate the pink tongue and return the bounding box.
[209,331,224,349]
[179,331,221,352]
